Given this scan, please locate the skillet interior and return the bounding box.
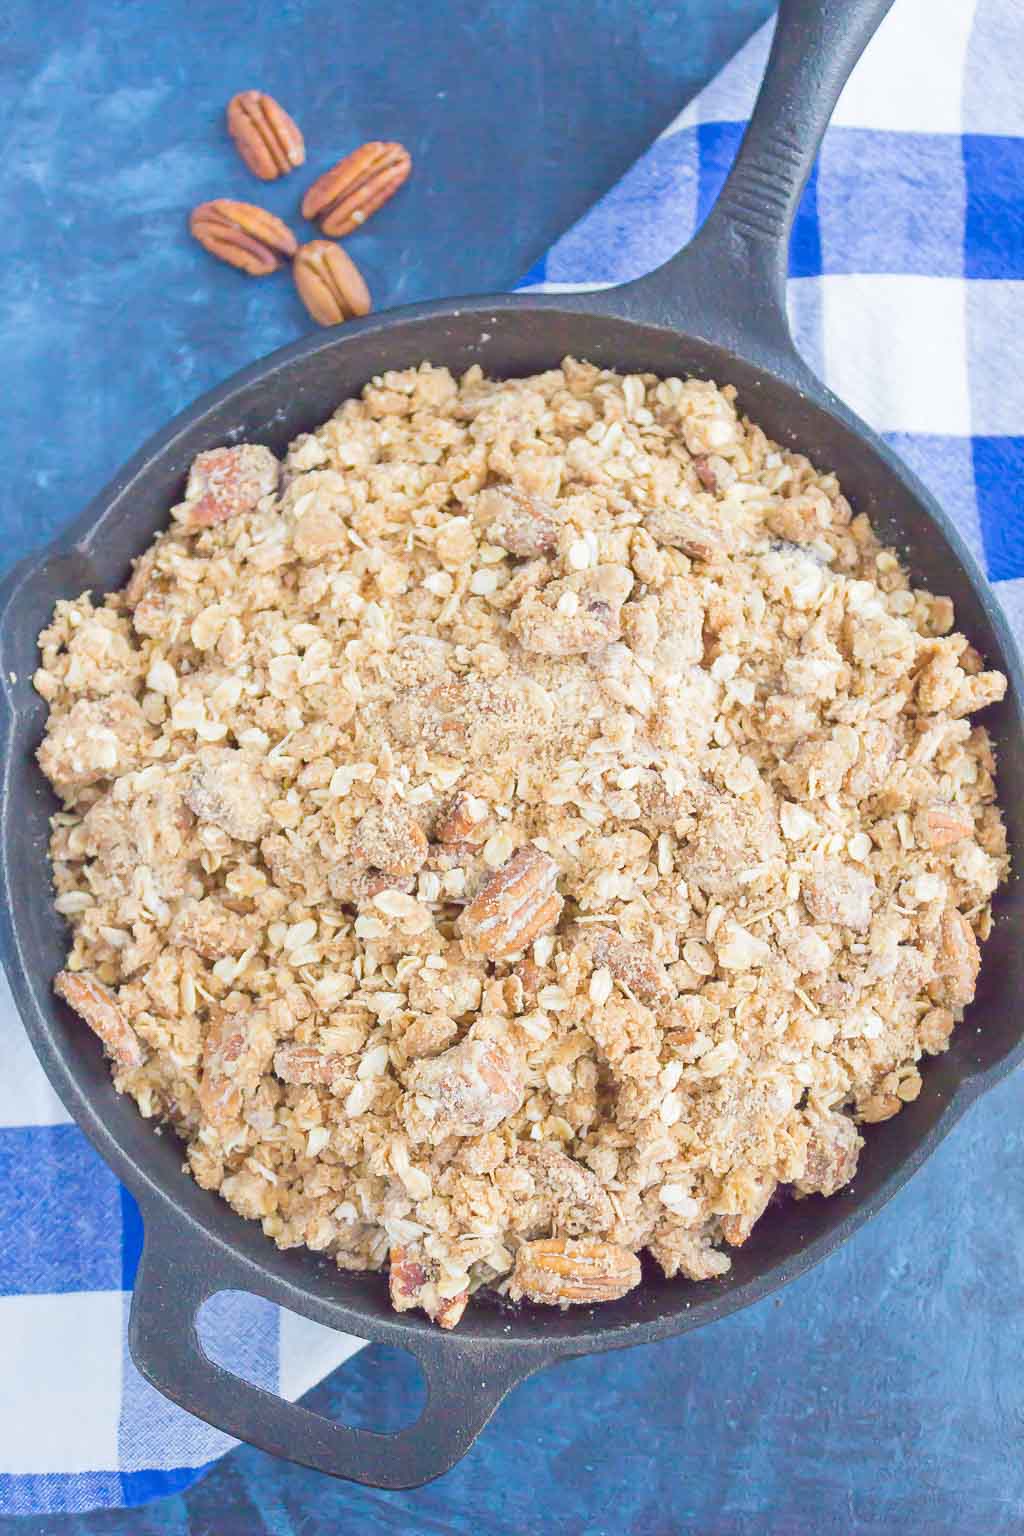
[3,298,1022,1356]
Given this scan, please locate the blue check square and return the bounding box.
[973,436,1024,581]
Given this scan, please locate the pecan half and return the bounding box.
[459,845,563,958]
[189,199,298,275]
[227,90,305,180]
[293,240,371,327]
[509,1237,641,1306]
[301,141,412,236]
[55,970,144,1069]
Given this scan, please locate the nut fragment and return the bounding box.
[198,1015,247,1128]
[189,199,298,275]
[302,140,412,236]
[227,90,305,180]
[436,792,488,846]
[644,506,730,561]
[293,240,372,328]
[460,845,562,958]
[720,1176,776,1247]
[932,906,981,1007]
[411,1035,523,1135]
[919,804,974,850]
[793,1111,862,1197]
[181,444,280,528]
[510,565,634,657]
[389,1245,468,1330]
[578,925,670,1004]
[509,1237,641,1305]
[525,1143,614,1235]
[351,803,428,876]
[273,1043,345,1087]
[185,749,272,843]
[55,970,144,1069]
[475,486,563,557]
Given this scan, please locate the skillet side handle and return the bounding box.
[604,0,894,368]
[128,1217,534,1490]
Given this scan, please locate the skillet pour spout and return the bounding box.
[2,0,1022,1489]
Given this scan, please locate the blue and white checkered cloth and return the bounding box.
[2,0,1021,1513]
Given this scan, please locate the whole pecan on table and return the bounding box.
[302,140,412,236]
[190,200,298,275]
[293,240,372,326]
[227,90,306,181]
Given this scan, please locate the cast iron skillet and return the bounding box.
[1,0,1021,1489]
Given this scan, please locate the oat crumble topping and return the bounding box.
[36,359,1009,1325]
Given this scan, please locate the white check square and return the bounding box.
[822,274,970,435]
[0,1292,121,1474]
[278,1307,365,1401]
[833,0,975,133]
[966,281,1024,434]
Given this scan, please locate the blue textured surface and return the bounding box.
[3,0,1024,1531]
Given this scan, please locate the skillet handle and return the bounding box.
[128,1212,535,1489]
[600,0,894,368]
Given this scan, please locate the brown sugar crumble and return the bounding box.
[35,359,1009,1325]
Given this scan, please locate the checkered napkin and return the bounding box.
[2,0,1021,1514]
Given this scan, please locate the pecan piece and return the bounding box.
[389,1245,468,1331]
[180,443,280,528]
[227,90,305,180]
[720,1175,776,1246]
[510,565,634,657]
[643,506,730,561]
[273,1043,346,1087]
[692,455,718,492]
[351,803,428,876]
[802,859,875,932]
[578,924,670,1004]
[475,486,563,557]
[794,1111,862,1197]
[189,199,298,275]
[525,1143,614,1235]
[55,970,144,1069]
[917,804,974,851]
[186,749,272,843]
[509,1237,641,1306]
[293,240,371,327]
[198,1015,247,1128]
[436,792,489,846]
[459,845,562,958]
[411,1036,523,1136]
[302,140,412,236]
[198,1010,274,1130]
[932,907,981,1008]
